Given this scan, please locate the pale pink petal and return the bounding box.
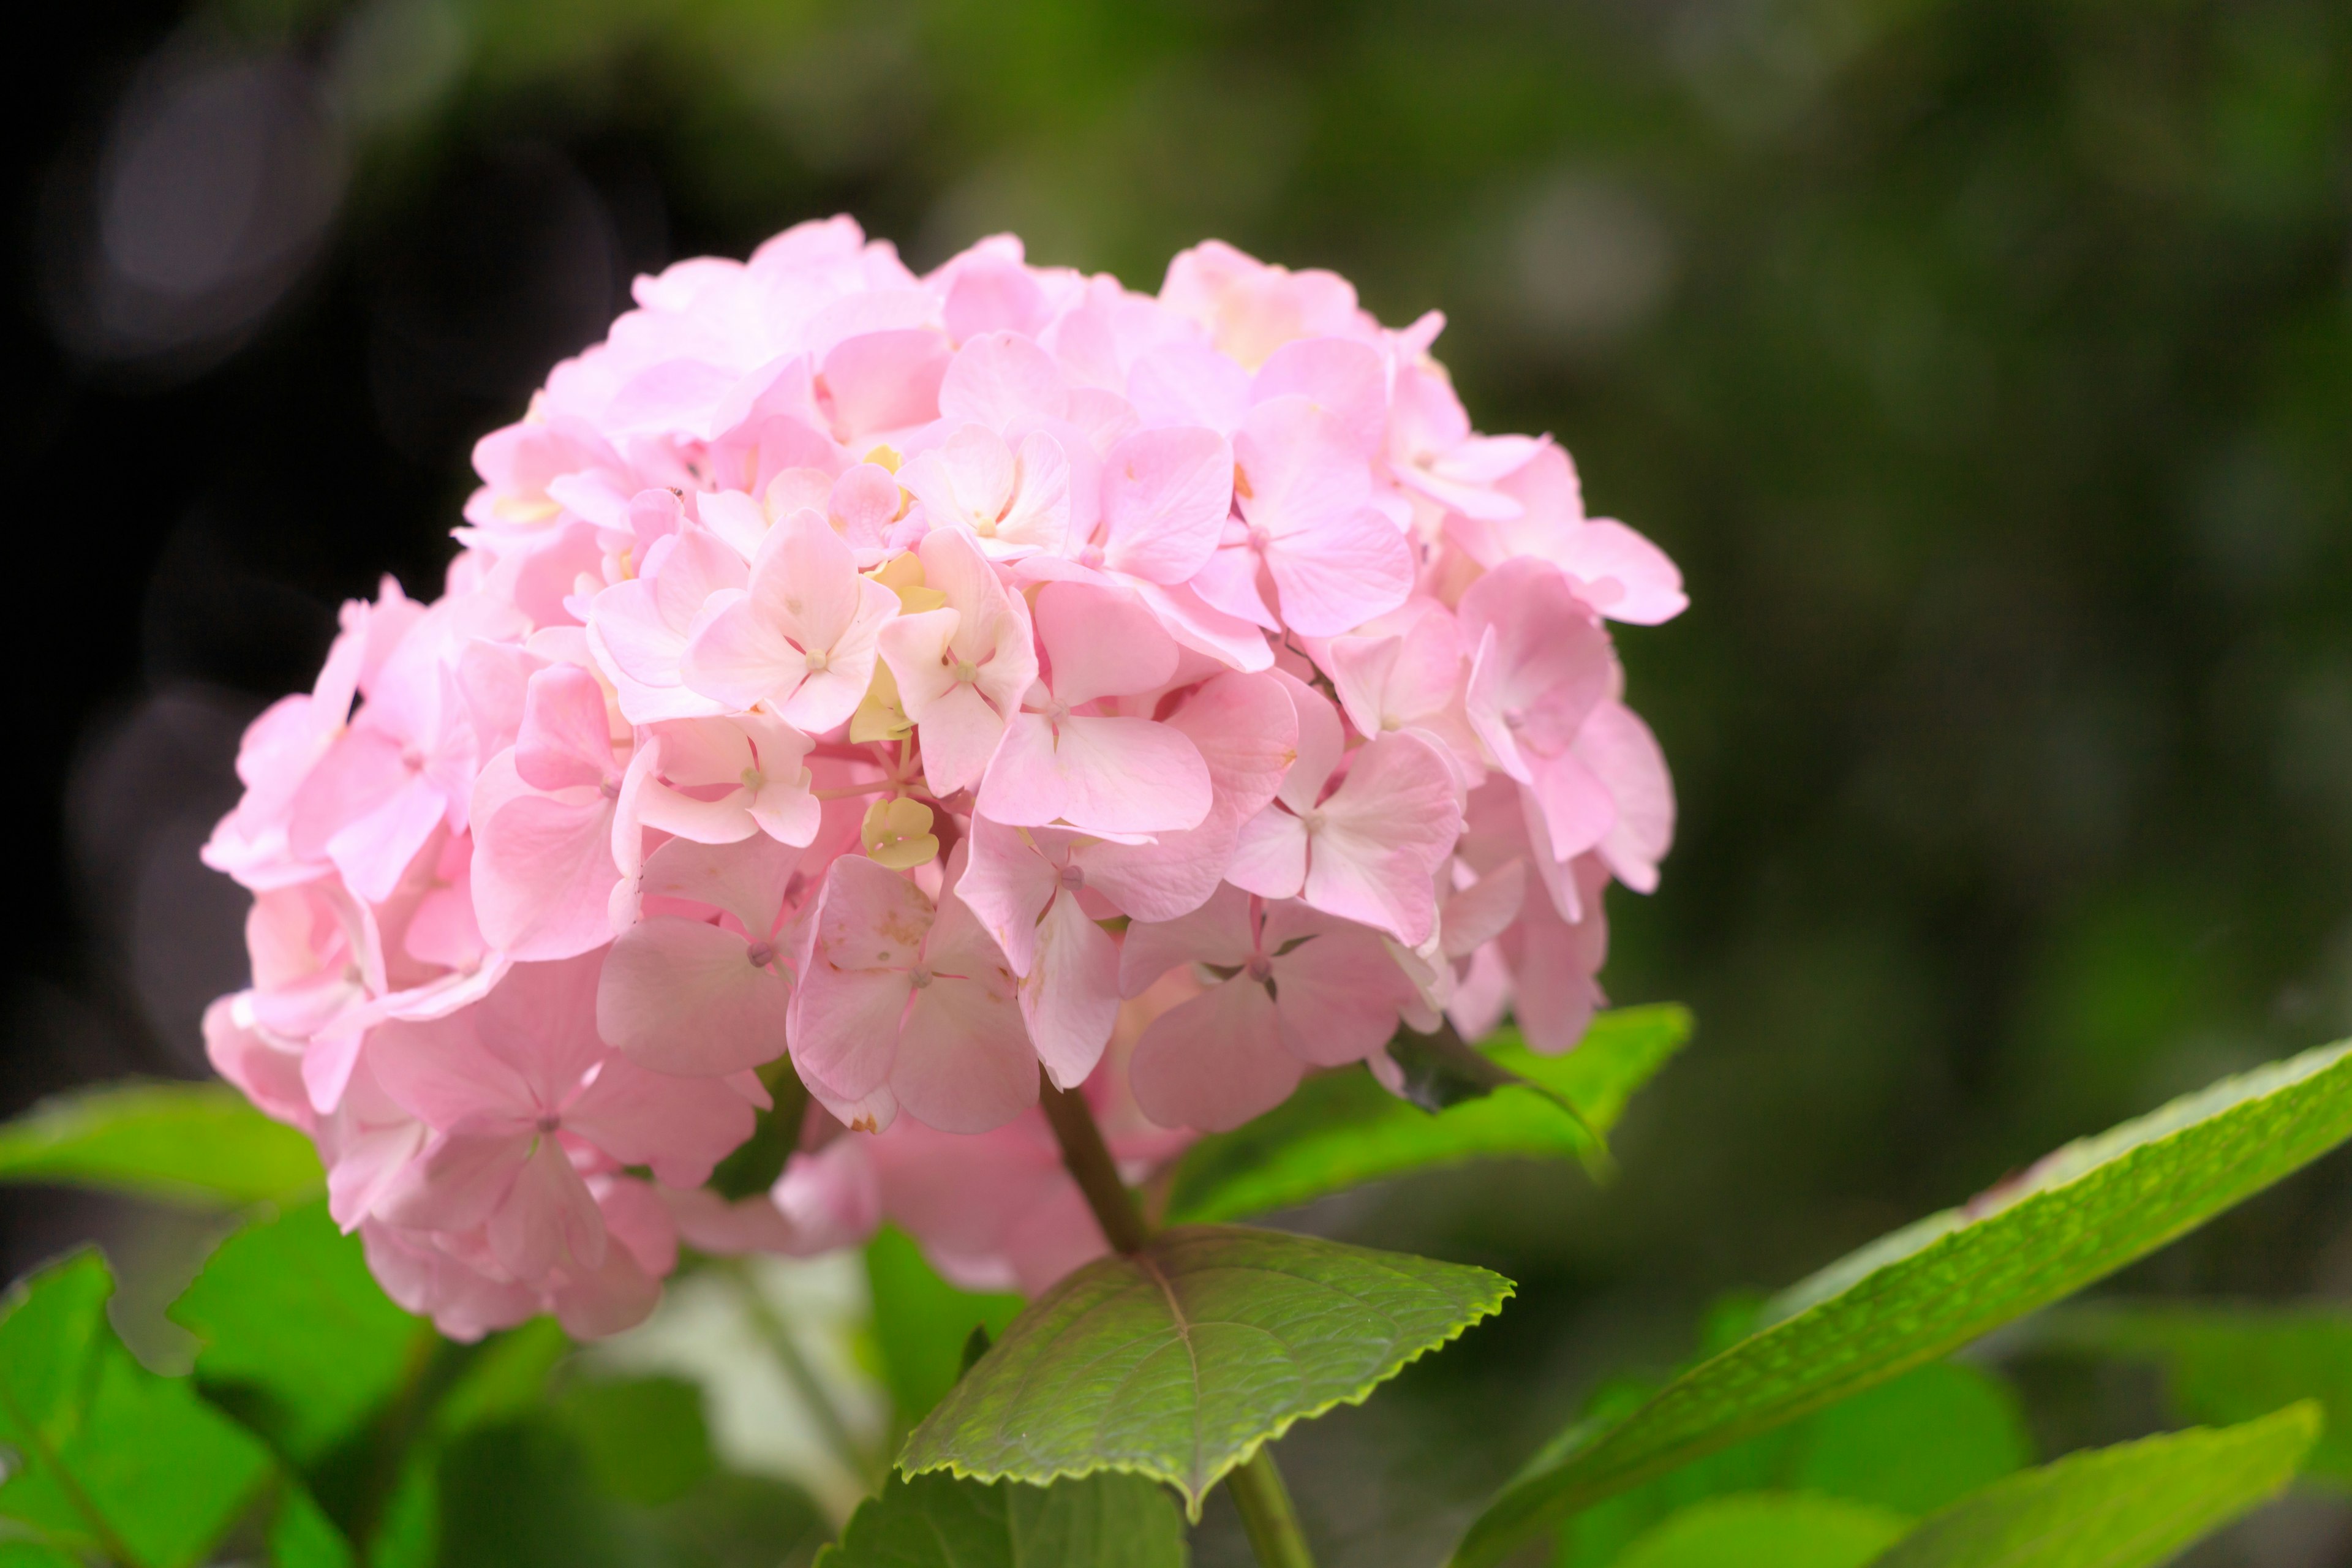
[597,917,793,1076]
[471,760,621,960]
[1130,977,1300,1132]
[1022,890,1121,1090]
[978,712,1210,837]
[954,814,1062,974]
[1251,336,1385,456]
[1558,518,1687,624]
[1264,505,1414,637]
[821,328,949,442]
[1267,919,1415,1068]
[488,1136,606,1279]
[1226,805,1309,900]
[1117,882,1256,997]
[1099,427,1232,584]
[938,330,1068,429]
[1302,731,1461,946]
[1575,700,1675,893]
[515,665,618,791]
[1031,581,1179,707]
[564,1055,760,1186]
[892,974,1039,1134]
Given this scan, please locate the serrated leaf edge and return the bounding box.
[899,1247,1513,1515]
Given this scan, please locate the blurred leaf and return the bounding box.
[1456,1038,2352,1567]
[708,1065,809,1201]
[1874,1403,2320,1568]
[168,1199,429,1466]
[433,1316,571,1436]
[819,1471,1186,1567]
[0,1249,300,1568]
[436,1407,826,1568]
[0,1081,320,1207]
[1792,1362,2030,1515]
[433,1416,652,1568]
[2041,1303,2352,1488]
[1557,1360,2030,1567]
[554,1374,715,1507]
[0,1545,82,1568]
[1611,1494,1909,1568]
[269,1482,358,1568]
[864,1226,1023,1424]
[1166,1006,1690,1224]
[649,1472,827,1568]
[903,1224,1510,1515]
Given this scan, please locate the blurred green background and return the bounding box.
[7,0,2351,1562]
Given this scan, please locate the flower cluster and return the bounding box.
[202,218,1681,1335]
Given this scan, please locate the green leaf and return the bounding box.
[1456,1036,2352,1567]
[1872,1403,2319,1568]
[647,1472,828,1568]
[1792,1361,2030,1516]
[818,1471,1187,1567]
[270,1482,360,1568]
[433,1415,654,1568]
[1613,1494,1910,1568]
[1165,1006,1690,1224]
[0,1249,279,1568]
[169,1199,430,1466]
[1556,1360,2030,1567]
[902,1223,1511,1515]
[0,1082,320,1207]
[554,1374,716,1507]
[865,1226,1023,1424]
[2040,1303,2352,1489]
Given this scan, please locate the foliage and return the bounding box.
[0,1250,318,1568]
[8,1030,2352,1566]
[2038,1304,2352,1489]
[1873,1405,2319,1568]
[1162,1007,1689,1224]
[902,1225,1512,1515]
[820,1472,1187,1567]
[0,1082,320,1207]
[1455,1036,2352,1566]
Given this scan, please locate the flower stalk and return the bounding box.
[1038,1072,1317,1566]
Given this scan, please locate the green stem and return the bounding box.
[722,1257,875,1485]
[1038,1074,1150,1254]
[1036,1074,1317,1567]
[1228,1446,1316,1567]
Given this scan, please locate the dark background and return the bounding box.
[7,0,2352,1561]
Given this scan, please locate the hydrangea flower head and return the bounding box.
[203,217,1683,1336]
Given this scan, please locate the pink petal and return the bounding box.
[1251,336,1386,457]
[939,330,1069,429]
[471,764,620,960]
[978,712,1210,837]
[487,1136,606,1279]
[821,328,949,442]
[1264,505,1414,637]
[1022,891,1121,1089]
[1226,805,1309,900]
[597,917,793,1077]
[892,974,1039,1134]
[1129,977,1300,1132]
[1577,699,1675,893]
[1099,426,1233,585]
[516,665,619,791]
[564,1054,759,1186]
[1117,882,1256,997]
[1267,916,1416,1068]
[1302,731,1461,946]
[954,814,1061,974]
[1032,581,1179,707]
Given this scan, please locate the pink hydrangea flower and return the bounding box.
[200,218,1683,1335]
